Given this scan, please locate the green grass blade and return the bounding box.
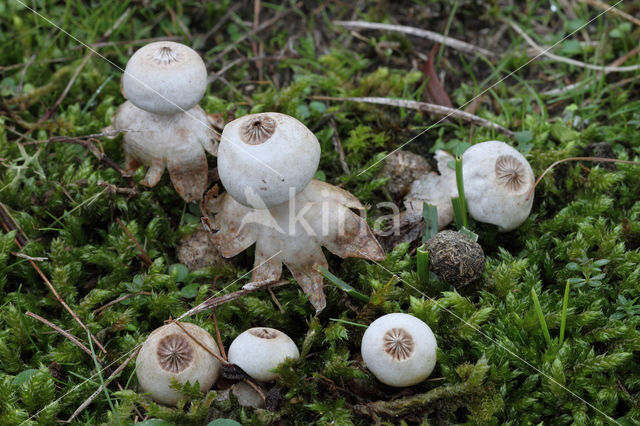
[318,266,369,303]
[87,331,122,426]
[329,318,368,328]
[417,245,430,285]
[559,280,570,346]
[422,203,439,243]
[530,288,553,347]
[454,155,468,229]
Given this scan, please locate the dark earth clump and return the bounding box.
[424,230,485,287]
[381,150,431,199]
[177,227,227,271]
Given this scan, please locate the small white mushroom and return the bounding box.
[217,112,321,208]
[136,322,221,406]
[105,41,217,202]
[462,141,535,231]
[403,141,535,232]
[361,313,437,387]
[122,41,207,115]
[227,327,299,382]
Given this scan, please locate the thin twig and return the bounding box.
[312,96,514,137]
[23,130,127,145]
[527,156,640,200]
[27,310,141,418]
[12,7,130,142]
[16,53,36,96]
[201,3,242,42]
[93,291,152,315]
[0,202,27,246]
[70,35,183,51]
[208,55,292,84]
[244,378,267,402]
[6,212,107,354]
[329,118,350,175]
[98,181,138,197]
[13,253,48,262]
[268,288,285,313]
[333,21,496,57]
[176,279,288,321]
[211,311,227,360]
[540,45,640,96]
[26,312,97,360]
[115,218,153,266]
[207,4,300,66]
[171,320,229,365]
[508,20,640,72]
[252,0,264,81]
[67,347,140,423]
[23,133,134,185]
[580,0,640,27]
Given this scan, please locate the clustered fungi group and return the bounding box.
[105,41,535,406]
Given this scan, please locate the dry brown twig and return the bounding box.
[0,203,107,354]
[70,35,184,51]
[26,312,98,360]
[22,130,135,185]
[67,347,140,423]
[115,218,153,266]
[527,156,640,200]
[26,311,144,422]
[207,3,301,67]
[312,96,514,137]
[93,291,152,315]
[580,0,640,27]
[211,310,227,360]
[170,320,229,365]
[10,7,130,142]
[176,279,289,321]
[333,21,496,57]
[329,118,350,175]
[26,310,146,421]
[541,46,640,96]
[508,20,640,72]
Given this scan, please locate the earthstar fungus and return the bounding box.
[217,112,321,208]
[361,313,437,387]
[227,327,299,382]
[105,41,217,202]
[404,140,534,231]
[206,113,385,313]
[136,322,222,406]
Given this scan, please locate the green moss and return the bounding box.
[1,0,640,424]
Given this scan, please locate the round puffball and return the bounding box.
[462,141,535,232]
[136,322,221,405]
[217,112,320,208]
[227,327,300,382]
[122,41,207,115]
[361,313,437,387]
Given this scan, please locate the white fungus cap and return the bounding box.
[217,112,321,208]
[227,327,300,382]
[122,41,207,115]
[462,141,535,231]
[361,313,437,387]
[136,322,221,406]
